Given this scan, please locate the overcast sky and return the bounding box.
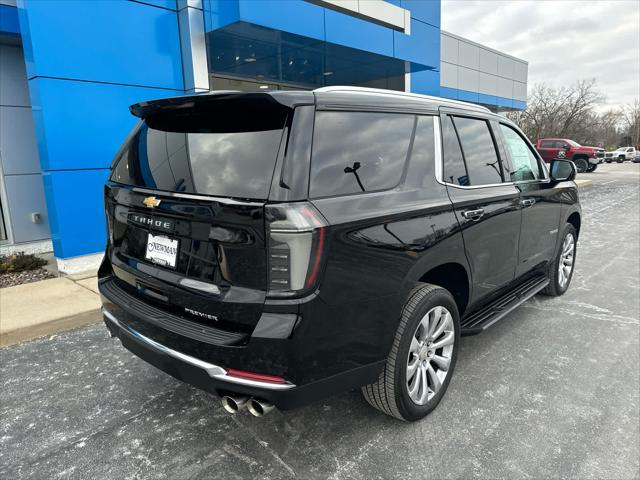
[441,0,640,111]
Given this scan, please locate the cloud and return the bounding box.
[442,0,640,110]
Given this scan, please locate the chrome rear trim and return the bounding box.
[103,308,295,390]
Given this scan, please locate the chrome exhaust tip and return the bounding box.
[247,398,275,417]
[221,395,249,414]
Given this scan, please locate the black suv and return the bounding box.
[99,87,581,421]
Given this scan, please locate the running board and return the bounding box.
[461,276,549,335]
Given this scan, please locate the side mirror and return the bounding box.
[550,159,576,182]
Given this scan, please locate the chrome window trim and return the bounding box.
[433,116,516,190]
[103,309,296,391]
[130,187,265,207]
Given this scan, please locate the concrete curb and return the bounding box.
[0,309,102,348]
[0,276,101,348]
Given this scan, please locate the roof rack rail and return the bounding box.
[313,86,492,113]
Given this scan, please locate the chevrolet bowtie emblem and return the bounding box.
[142,196,161,208]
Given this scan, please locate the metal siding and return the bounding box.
[358,0,406,29]
[0,44,30,107]
[239,0,325,41]
[138,0,178,9]
[29,77,180,171]
[513,81,527,101]
[513,60,528,83]
[495,96,513,108]
[0,106,39,175]
[457,65,479,93]
[326,8,393,57]
[497,54,514,79]
[478,71,498,96]
[497,76,513,99]
[440,86,459,100]
[0,3,19,35]
[478,47,498,75]
[401,0,440,27]
[440,61,457,88]
[477,92,497,106]
[457,88,478,103]
[3,173,50,243]
[440,32,458,64]
[18,0,184,90]
[394,18,439,66]
[42,169,108,258]
[409,68,439,96]
[203,0,240,31]
[458,40,479,70]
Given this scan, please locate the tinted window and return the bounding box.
[404,116,436,189]
[111,123,284,199]
[452,117,502,185]
[310,111,414,198]
[540,140,554,148]
[441,115,469,186]
[500,124,542,182]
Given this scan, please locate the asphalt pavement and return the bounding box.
[1,162,639,480]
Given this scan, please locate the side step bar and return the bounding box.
[461,276,549,335]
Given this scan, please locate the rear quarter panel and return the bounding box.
[299,182,467,378]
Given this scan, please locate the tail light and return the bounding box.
[266,202,328,296]
[104,186,114,246]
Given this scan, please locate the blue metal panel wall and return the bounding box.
[325,9,394,57]
[0,4,20,36]
[203,0,441,95]
[18,0,185,258]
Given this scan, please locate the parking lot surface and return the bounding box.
[1,163,639,479]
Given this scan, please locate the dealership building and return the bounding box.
[0,0,528,272]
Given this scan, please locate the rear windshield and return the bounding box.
[111,118,285,200]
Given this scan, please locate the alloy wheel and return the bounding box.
[406,306,455,405]
[558,233,575,289]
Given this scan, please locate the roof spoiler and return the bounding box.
[129,90,314,119]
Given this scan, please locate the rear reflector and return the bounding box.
[226,368,286,384]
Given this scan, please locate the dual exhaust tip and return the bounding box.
[221,395,275,417]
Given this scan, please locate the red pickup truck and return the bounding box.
[535,138,604,173]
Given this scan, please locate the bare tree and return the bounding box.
[620,99,640,145]
[508,79,604,143]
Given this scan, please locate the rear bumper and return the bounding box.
[100,277,384,410]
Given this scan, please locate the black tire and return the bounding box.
[617,156,624,163]
[362,283,460,421]
[587,163,597,172]
[543,223,577,296]
[574,157,589,173]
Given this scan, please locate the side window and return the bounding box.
[452,116,503,185]
[404,116,436,189]
[540,140,554,148]
[310,111,414,198]
[441,115,469,186]
[500,124,542,182]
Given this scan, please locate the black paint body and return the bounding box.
[99,89,581,409]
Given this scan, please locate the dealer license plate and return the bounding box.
[145,233,178,268]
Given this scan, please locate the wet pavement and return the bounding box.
[1,162,639,479]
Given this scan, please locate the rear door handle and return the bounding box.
[521,198,536,207]
[461,208,485,221]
